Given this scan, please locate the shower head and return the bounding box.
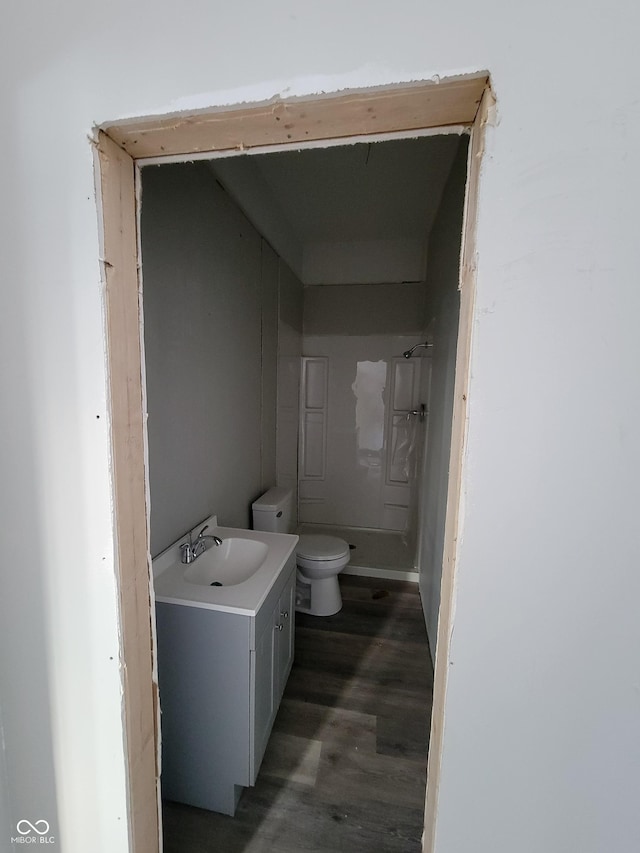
[402,341,432,358]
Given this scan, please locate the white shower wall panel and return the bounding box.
[300,334,424,529]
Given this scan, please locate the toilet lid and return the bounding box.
[296,534,350,561]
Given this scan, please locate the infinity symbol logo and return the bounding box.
[16,819,50,835]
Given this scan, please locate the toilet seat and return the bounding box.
[296,534,350,577]
[296,534,349,561]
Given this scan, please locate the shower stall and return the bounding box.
[298,334,432,580]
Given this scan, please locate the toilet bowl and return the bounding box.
[251,488,350,616]
[295,534,350,616]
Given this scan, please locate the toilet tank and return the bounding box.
[251,487,293,534]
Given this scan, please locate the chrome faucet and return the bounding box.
[180,524,223,564]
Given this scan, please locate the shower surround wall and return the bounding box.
[141,162,302,557]
[301,282,428,532]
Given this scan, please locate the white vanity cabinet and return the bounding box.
[156,551,296,816]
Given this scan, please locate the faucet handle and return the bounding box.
[197,524,209,539]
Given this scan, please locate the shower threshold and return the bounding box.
[298,523,419,583]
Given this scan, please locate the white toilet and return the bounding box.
[252,487,350,616]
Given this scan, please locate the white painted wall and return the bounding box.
[1,2,639,852]
[417,139,468,655]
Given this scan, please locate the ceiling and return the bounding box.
[210,133,464,284]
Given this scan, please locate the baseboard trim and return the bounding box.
[342,565,419,583]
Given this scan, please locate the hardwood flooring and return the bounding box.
[162,575,433,852]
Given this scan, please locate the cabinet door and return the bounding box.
[275,572,295,701]
[250,563,296,784]
[253,614,276,776]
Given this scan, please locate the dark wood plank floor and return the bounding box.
[162,575,433,852]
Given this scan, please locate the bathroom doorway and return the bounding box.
[140,132,467,572]
[96,76,491,853]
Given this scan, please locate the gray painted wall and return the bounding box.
[141,163,302,556]
[260,242,279,492]
[276,261,303,504]
[303,282,427,336]
[417,138,469,653]
[210,158,305,282]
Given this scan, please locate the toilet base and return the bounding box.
[295,572,342,616]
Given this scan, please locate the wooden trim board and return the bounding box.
[96,131,160,853]
[422,86,494,853]
[96,73,490,853]
[104,74,488,159]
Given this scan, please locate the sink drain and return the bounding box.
[210,581,223,587]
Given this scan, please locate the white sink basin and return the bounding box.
[152,517,298,616]
[184,538,269,587]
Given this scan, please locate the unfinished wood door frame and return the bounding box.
[95,73,490,853]
[96,132,160,853]
[422,85,494,851]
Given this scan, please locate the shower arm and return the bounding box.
[402,341,433,359]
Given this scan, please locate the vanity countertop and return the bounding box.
[153,519,298,617]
